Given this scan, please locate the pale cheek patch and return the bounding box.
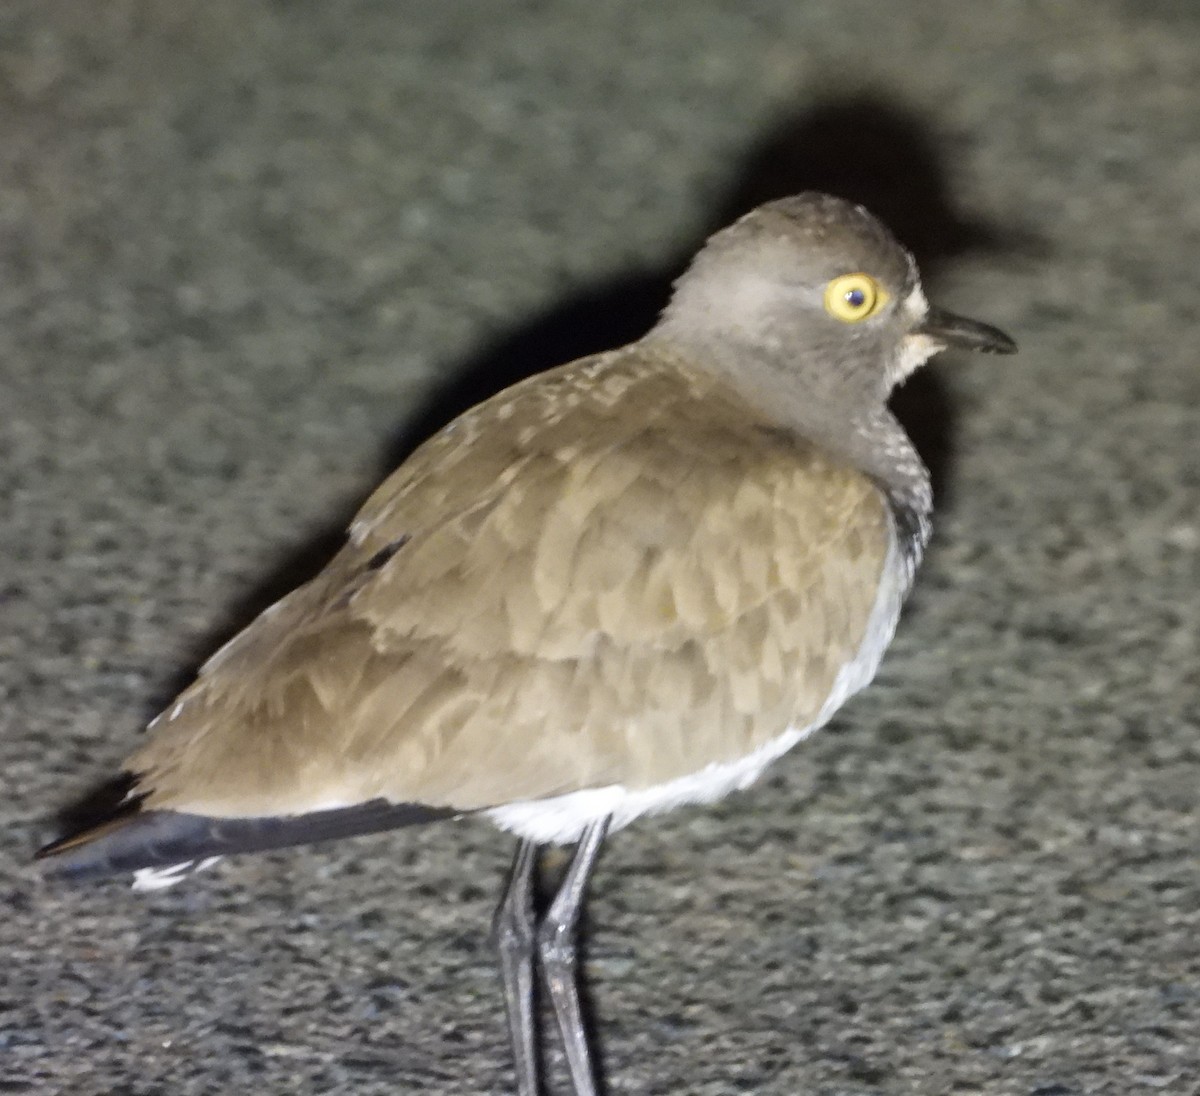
[894,286,937,382]
[894,333,941,382]
[905,284,930,326]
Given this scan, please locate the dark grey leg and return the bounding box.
[537,817,610,1096]
[493,839,541,1096]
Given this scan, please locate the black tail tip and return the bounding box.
[36,797,459,884]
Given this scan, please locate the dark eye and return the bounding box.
[844,287,866,309]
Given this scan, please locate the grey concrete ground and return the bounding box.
[2,2,1198,1093]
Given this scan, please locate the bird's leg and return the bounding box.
[537,816,610,1096]
[493,838,542,1096]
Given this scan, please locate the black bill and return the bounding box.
[919,306,1017,355]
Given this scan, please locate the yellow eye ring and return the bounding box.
[823,273,889,323]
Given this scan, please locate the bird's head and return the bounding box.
[655,192,1015,412]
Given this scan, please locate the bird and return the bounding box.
[37,192,1016,1095]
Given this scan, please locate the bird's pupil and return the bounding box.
[845,288,866,308]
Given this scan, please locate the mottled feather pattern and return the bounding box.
[128,346,889,818]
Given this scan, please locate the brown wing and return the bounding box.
[127,347,890,817]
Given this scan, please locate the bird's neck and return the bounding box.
[844,408,933,579]
[644,329,934,573]
[784,397,934,577]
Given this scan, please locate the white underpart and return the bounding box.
[487,519,908,845]
[132,856,222,892]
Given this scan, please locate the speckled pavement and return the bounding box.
[3,3,1198,1094]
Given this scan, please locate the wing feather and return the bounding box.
[127,347,891,817]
